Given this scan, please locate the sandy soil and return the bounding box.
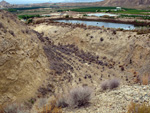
[30,22,150,112]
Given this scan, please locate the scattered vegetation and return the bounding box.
[135,28,150,35]
[119,14,150,20]
[18,14,41,20]
[127,102,150,113]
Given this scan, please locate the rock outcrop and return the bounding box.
[0,10,49,104]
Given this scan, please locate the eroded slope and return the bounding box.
[0,10,49,104]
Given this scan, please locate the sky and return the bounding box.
[1,0,103,4]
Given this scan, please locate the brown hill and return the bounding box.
[56,0,150,8]
[0,10,49,104]
[100,0,150,8]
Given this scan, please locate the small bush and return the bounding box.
[65,15,69,18]
[41,100,62,113]
[67,86,93,108]
[56,96,68,108]
[127,102,150,113]
[109,78,120,89]
[38,98,48,108]
[3,103,29,113]
[83,14,88,16]
[101,80,109,90]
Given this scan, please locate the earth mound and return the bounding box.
[0,10,49,104]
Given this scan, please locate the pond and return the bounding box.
[55,20,135,30]
[87,13,118,17]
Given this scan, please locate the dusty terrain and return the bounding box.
[0,10,150,112]
[0,10,49,104]
[31,21,150,112]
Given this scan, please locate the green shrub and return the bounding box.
[18,14,40,20]
[83,14,88,16]
[65,15,69,18]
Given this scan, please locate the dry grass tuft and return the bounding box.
[127,102,150,113]
[41,100,62,113]
[142,74,149,85]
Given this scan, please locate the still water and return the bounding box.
[55,20,135,30]
[87,13,118,17]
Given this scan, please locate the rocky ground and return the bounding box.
[0,10,150,112]
[30,21,150,112]
[63,85,150,113]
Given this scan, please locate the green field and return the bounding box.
[70,7,150,15]
[5,6,150,20]
[70,7,117,12]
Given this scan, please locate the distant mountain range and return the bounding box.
[0,0,150,9]
[0,0,11,8]
[100,0,150,8]
[57,0,150,9]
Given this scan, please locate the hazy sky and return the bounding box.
[2,0,103,4]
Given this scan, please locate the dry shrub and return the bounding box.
[109,78,120,89]
[41,100,62,113]
[127,102,150,113]
[67,86,93,108]
[142,74,149,85]
[3,103,29,113]
[56,95,68,108]
[101,78,120,91]
[38,98,48,108]
[136,29,150,35]
[100,80,109,90]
